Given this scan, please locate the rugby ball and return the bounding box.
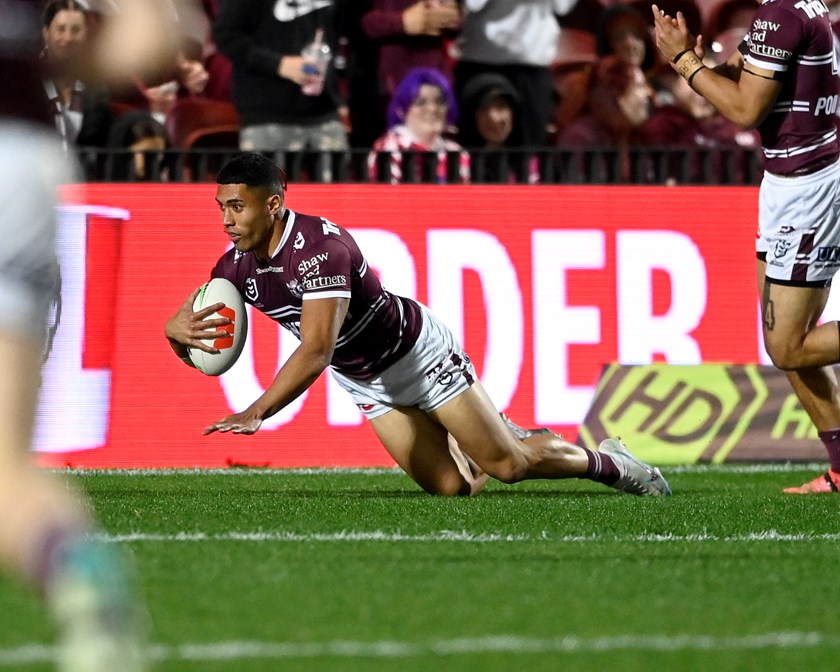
[188,278,248,376]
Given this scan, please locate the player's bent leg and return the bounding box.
[761,282,838,371]
[369,407,485,496]
[429,382,589,483]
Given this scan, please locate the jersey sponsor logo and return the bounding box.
[293,231,305,250]
[273,0,332,22]
[753,19,780,31]
[793,0,829,18]
[245,277,259,302]
[256,265,284,274]
[750,42,793,59]
[815,95,838,115]
[321,218,341,236]
[298,252,329,275]
[303,274,346,290]
[817,246,840,262]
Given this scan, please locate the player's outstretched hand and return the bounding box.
[165,288,232,354]
[204,411,263,435]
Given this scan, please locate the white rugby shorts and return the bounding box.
[330,305,476,419]
[0,123,67,343]
[757,158,840,287]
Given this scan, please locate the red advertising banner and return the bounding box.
[35,184,765,468]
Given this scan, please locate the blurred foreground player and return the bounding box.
[0,1,181,670]
[165,152,671,498]
[653,1,840,493]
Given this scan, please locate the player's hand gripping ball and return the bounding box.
[188,278,248,376]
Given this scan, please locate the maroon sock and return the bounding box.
[580,447,620,485]
[818,429,840,473]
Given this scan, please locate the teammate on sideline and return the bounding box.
[0,1,181,670]
[652,1,840,493]
[164,152,671,498]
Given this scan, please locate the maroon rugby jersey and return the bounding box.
[210,210,423,380]
[741,0,840,175]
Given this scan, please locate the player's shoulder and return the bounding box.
[211,247,252,282]
[288,211,351,249]
[756,0,828,20]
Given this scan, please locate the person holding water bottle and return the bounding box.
[213,0,348,181]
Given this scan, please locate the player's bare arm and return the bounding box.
[652,5,781,129]
[164,288,231,358]
[204,296,350,435]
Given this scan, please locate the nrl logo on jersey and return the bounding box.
[245,277,259,301]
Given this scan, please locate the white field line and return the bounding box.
[94,529,840,544]
[58,463,828,477]
[1,631,839,665]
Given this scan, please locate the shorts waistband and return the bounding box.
[763,156,840,187]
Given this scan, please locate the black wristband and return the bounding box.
[687,65,707,86]
[672,48,693,64]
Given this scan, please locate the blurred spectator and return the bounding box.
[40,0,113,154]
[643,68,759,183]
[361,0,461,143]
[595,4,656,73]
[368,67,469,184]
[550,27,598,139]
[454,0,579,147]
[107,109,169,180]
[213,0,349,182]
[112,35,217,127]
[556,56,654,181]
[704,0,756,40]
[458,72,538,183]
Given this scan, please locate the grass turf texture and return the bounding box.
[1,465,839,671]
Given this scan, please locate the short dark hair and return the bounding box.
[216,152,287,194]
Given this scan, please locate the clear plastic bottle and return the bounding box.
[300,29,331,96]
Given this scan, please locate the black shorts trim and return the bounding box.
[764,275,833,289]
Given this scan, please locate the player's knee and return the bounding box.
[764,341,803,370]
[422,470,474,497]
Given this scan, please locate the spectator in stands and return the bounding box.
[361,0,461,144]
[213,0,349,182]
[458,72,538,183]
[643,65,759,184]
[556,56,654,182]
[595,4,657,73]
[40,0,113,154]
[549,28,598,140]
[107,109,170,181]
[368,67,469,184]
[455,0,579,147]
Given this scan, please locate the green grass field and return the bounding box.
[1,464,839,671]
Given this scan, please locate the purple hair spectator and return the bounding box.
[369,67,469,184]
[385,66,459,130]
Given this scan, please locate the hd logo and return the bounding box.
[577,363,827,464]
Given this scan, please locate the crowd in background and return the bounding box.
[38,0,840,184]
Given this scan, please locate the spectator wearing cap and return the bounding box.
[454,0,580,147]
[458,72,538,183]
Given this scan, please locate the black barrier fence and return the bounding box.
[75,146,764,185]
